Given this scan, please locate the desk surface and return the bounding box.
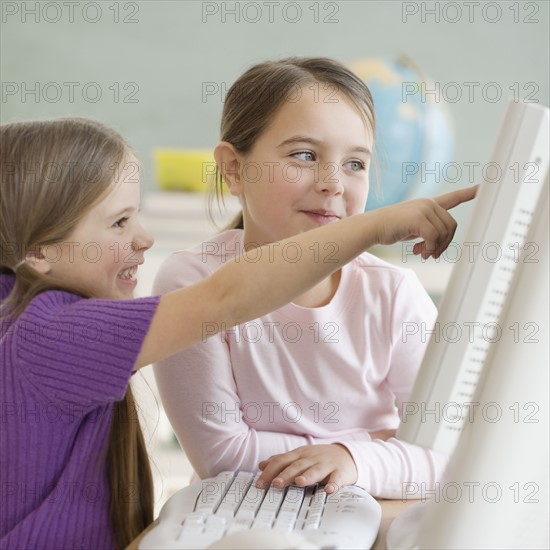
[129,498,414,550]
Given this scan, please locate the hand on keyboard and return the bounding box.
[139,470,381,550]
[258,444,358,493]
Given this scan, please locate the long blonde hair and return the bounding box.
[0,118,153,549]
[209,56,376,230]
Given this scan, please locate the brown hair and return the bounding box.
[209,56,376,230]
[0,118,153,549]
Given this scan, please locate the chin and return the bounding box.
[111,288,135,300]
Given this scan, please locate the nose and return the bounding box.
[132,223,155,253]
[315,162,344,196]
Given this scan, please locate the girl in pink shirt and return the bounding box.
[153,57,475,498]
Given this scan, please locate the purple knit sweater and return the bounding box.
[0,274,160,549]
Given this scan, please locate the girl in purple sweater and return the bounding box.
[0,118,473,549]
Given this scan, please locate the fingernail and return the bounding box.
[273,477,283,487]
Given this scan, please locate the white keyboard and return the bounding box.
[140,470,382,549]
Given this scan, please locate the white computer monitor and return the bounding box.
[388,100,549,549]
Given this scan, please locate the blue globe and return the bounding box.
[349,58,455,211]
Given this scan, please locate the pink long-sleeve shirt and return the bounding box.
[153,230,447,498]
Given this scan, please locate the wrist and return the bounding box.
[358,210,382,249]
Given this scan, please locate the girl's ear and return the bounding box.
[213,141,244,196]
[24,246,52,275]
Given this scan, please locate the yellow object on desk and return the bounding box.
[154,149,217,192]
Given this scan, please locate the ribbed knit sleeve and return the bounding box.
[14,290,160,407]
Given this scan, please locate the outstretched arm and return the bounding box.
[137,186,477,369]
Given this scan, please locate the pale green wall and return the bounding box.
[2,0,549,235]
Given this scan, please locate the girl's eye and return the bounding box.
[113,217,129,229]
[346,160,366,172]
[293,151,316,162]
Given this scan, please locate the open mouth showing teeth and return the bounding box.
[118,265,138,280]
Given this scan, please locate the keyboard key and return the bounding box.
[279,486,304,515]
[205,515,225,524]
[205,515,226,535]
[295,486,314,529]
[179,524,204,536]
[252,510,276,528]
[183,513,205,526]
[226,517,253,534]
[235,481,265,519]
[215,472,254,518]
[261,486,285,511]
[274,510,298,531]
[195,472,234,513]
